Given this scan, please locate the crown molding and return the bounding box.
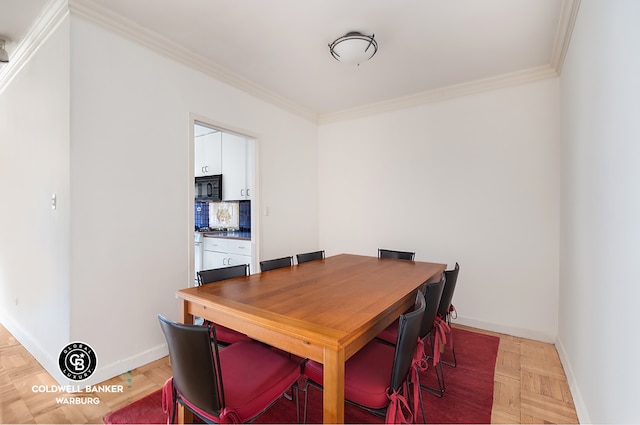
[318,0,581,125]
[3,0,581,125]
[318,65,559,125]
[0,0,69,95]
[68,0,318,123]
[551,0,581,74]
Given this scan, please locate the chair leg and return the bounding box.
[421,334,445,397]
[441,314,458,368]
[299,381,309,424]
[294,383,301,424]
[417,375,427,424]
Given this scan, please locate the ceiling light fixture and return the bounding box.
[328,32,378,65]
[0,39,9,63]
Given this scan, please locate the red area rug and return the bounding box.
[103,327,499,424]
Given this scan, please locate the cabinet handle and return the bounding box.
[247,188,250,197]
[227,257,233,265]
[223,258,227,265]
[240,189,244,197]
[203,165,209,173]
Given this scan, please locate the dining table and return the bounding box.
[175,253,446,424]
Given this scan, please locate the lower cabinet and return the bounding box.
[203,237,251,270]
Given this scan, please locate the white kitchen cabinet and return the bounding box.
[221,133,252,200]
[227,239,251,256]
[203,250,226,270]
[203,237,251,270]
[195,131,222,177]
[227,253,251,267]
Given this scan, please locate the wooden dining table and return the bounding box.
[175,253,446,424]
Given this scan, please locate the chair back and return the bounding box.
[437,263,460,317]
[157,315,223,417]
[389,291,426,391]
[296,250,325,264]
[378,248,415,261]
[260,256,293,272]
[197,264,249,286]
[419,274,446,338]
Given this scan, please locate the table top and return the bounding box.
[177,253,446,353]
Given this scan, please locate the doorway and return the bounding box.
[190,117,258,285]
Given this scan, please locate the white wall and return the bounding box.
[559,1,640,423]
[66,15,319,384]
[0,18,72,382]
[318,78,561,341]
[1,11,318,386]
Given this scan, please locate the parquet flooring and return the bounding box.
[0,323,578,424]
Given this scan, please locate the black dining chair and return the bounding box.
[437,262,460,367]
[197,263,249,286]
[296,250,325,264]
[196,264,251,345]
[377,274,447,397]
[158,315,302,424]
[260,256,293,272]
[301,292,427,424]
[378,248,415,261]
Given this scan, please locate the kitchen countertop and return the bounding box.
[199,230,251,241]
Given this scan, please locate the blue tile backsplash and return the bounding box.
[239,200,251,230]
[195,200,251,231]
[194,202,209,229]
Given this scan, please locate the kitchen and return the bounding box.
[193,122,255,284]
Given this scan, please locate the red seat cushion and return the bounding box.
[305,340,394,409]
[215,324,252,344]
[376,320,399,345]
[180,340,300,422]
[220,341,300,420]
[203,320,252,344]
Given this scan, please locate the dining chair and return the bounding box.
[296,250,325,264]
[196,264,252,345]
[377,274,447,397]
[197,263,249,286]
[378,248,416,261]
[260,255,293,272]
[301,292,427,424]
[437,262,460,368]
[158,315,302,424]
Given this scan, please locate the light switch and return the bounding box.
[51,194,56,210]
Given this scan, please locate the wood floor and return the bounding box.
[0,323,578,424]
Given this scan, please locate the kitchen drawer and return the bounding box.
[227,239,251,256]
[203,237,228,252]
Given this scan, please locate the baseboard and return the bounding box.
[556,336,591,424]
[80,343,169,387]
[1,312,168,387]
[453,315,556,343]
[0,313,64,383]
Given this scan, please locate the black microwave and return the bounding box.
[195,175,222,201]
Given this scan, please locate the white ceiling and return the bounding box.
[1,0,576,121]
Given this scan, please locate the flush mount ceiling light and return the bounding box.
[0,39,9,63]
[328,32,378,65]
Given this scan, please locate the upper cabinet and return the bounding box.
[195,131,222,177]
[195,126,252,200]
[222,133,252,201]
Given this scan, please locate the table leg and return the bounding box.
[323,347,345,423]
[180,299,194,325]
